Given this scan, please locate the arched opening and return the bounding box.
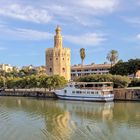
[49,68,52,72]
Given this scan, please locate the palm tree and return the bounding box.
[80,48,86,77]
[80,48,86,66]
[106,50,119,67]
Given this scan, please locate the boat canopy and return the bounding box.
[69,82,113,85]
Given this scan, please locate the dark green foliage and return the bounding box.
[129,79,140,87]
[76,74,131,88]
[128,59,140,77]
[110,58,140,77]
[0,76,4,88]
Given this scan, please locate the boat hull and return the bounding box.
[55,93,114,102]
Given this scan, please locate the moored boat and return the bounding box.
[55,82,114,102]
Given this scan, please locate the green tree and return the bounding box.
[128,59,140,78]
[76,74,130,88]
[107,50,119,67]
[110,61,129,76]
[110,59,140,78]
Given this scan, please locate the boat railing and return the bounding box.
[75,86,113,90]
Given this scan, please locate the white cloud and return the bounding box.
[76,0,118,12]
[124,17,140,26]
[0,47,6,51]
[64,33,106,46]
[0,0,120,26]
[136,34,140,40]
[12,28,53,40]
[124,34,140,43]
[138,0,140,5]
[0,23,106,45]
[0,25,53,41]
[45,0,119,15]
[39,0,119,26]
[0,4,51,23]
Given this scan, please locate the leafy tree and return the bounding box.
[110,61,129,76]
[110,59,140,78]
[76,74,131,88]
[127,59,140,78]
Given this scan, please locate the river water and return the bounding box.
[0,96,140,140]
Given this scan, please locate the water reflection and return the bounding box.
[0,97,140,140]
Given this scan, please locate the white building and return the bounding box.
[71,64,111,80]
[0,64,13,73]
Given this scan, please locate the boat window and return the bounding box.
[85,84,93,88]
[75,84,84,88]
[70,85,73,87]
[91,92,94,94]
[72,91,75,93]
[87,91,90,94]
[76,91,80,94]
[64,90,67,93]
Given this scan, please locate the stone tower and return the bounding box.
[46,26,71,81]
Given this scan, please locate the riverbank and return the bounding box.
[0,87,140,101]
[0,88,56,98]
[114,87,140,101]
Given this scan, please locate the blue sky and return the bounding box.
[0,0,140,67]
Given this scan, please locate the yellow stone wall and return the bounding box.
[46,26,71,81]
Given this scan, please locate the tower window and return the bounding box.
[62,68,65,72]
[50,58,52,61]
[49,68,52,72]
[56,58,58,60]
[63,58,64,60]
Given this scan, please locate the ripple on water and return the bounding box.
[45,112,77,140]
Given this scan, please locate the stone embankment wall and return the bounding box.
[0,88,140,101]
[0,88,57,98]
[114,88,140,101]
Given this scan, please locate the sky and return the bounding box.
[0,0,140,67]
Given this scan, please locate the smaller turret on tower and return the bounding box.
[54,25,63,49]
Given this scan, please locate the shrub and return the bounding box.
[112,75,131,88]
[129,78,140,87]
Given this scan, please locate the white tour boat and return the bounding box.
[55,82,114,102]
